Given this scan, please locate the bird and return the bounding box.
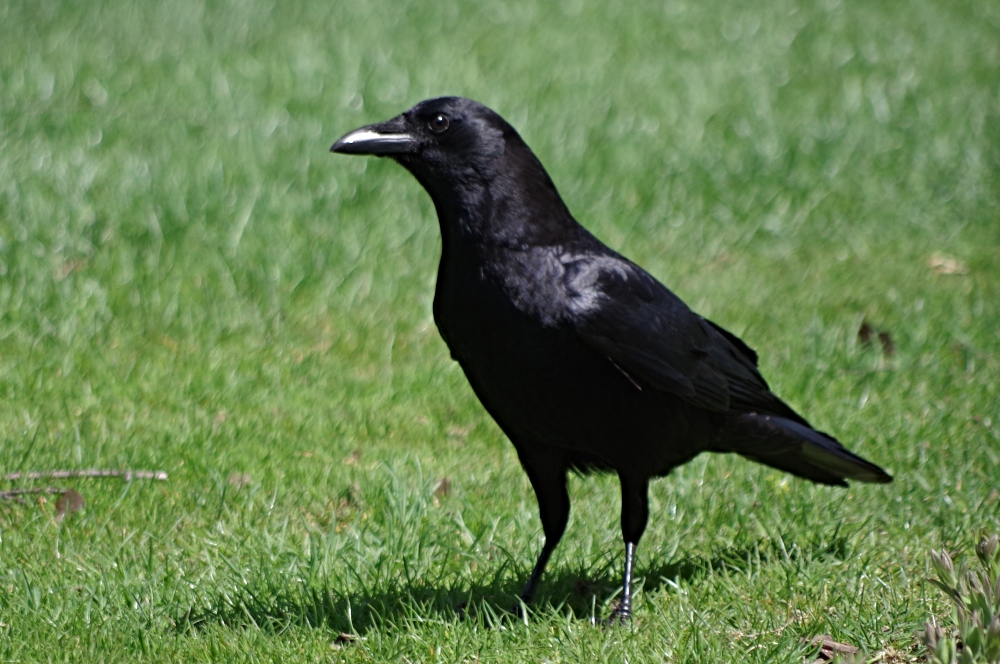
[330,96,891,621]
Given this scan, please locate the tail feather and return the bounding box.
[725,413,892,486]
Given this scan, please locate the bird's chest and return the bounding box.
[433,255,560,372]
[431,252,619,442]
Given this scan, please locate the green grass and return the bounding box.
[1,0,998,660]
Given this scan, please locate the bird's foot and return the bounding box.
[509,597,531,621]
[605,600,632,625]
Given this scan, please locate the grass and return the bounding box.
[1,0,998,660]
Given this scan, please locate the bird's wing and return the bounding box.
[561,251,784,415]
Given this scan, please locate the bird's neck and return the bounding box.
[425,157,582,253]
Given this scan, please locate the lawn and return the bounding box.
[1,0,998,661]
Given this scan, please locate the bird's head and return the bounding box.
[332,97,511,183]
[332,97,574,244]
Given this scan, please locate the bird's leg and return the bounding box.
[616,541,638,620]
[520,530,559,606]
[518,474,569,605]
[610,475,649,623]
[516,450,569,610]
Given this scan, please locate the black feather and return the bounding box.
[331,96,892,621]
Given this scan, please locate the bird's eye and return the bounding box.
[428,113,450,134]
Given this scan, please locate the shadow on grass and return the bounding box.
[178,530,852,634]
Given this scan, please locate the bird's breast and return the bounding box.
[431,252,701,470]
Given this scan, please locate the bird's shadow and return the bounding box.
[178,531,850,634]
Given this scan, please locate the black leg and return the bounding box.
[610,474,649,622]
[520,528,560,605]
[516,448,570,606]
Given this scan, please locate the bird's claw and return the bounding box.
[605,602,632,626]
[509,598,530,621]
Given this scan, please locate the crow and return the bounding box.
[331,97,891,621]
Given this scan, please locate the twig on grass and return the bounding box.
[1,469,168,504]
[0,487,65,503]
[4,469,168,482]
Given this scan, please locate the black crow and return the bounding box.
[331,97,891,621]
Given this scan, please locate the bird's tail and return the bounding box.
[724,413,892,486]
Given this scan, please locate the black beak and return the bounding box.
[330,115,417,155]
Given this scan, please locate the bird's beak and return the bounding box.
[330,115,417,155]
